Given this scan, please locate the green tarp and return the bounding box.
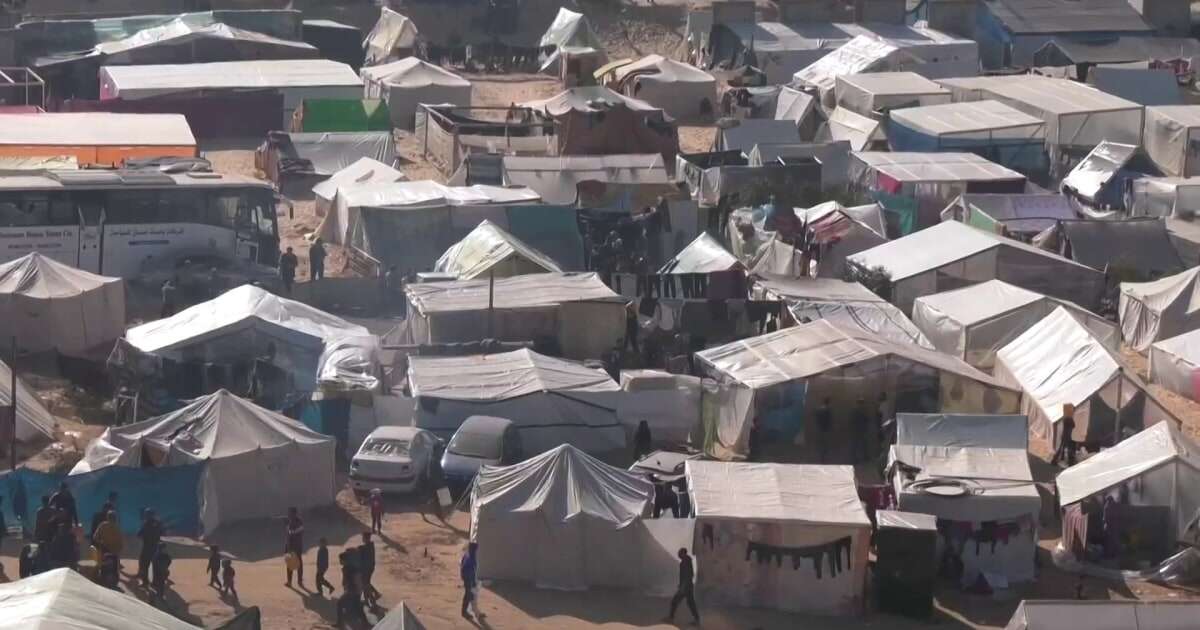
[295,99,392,132]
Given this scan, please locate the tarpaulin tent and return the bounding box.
[434,219,563,279]
[316,335,382,394]
[361,58,471,128]
[1006,600,1200,630]
[472,444,689,593]
[686,461,871,615]
[1093,67,1182,107]
[834,71,951,117]
[940,193,1075,239]
[1150,327,1200,400]
[995,307,1178,450]
[695,320,1020,460]
[404,273,627,360]
[713,119,802,153]
[793,35,906,108]
[659,233,742,274]
[849,220,1103,313]
[0,252,125,357]
[372,602,426,630]
[538,8,606,74]
[500,154,670,206]
[0,569,200,630]
[618,370,701,446]
[775,86,816,128]
[612,55,716,120]
[1032,35,1200,69]
[890,413,1039,584]
[1057,421,1199,548]
[71,390,336,533]
[1127,177,1200,219]
[312,156,407,222]
[0,113,195,167]
[363,8,420,66]
[522,86,678,158]
[303,19,364,71]
[751,275,932,348]
[0,358,57,443]
[817,107,886,152]
[409,349,624,454]
[1122,266,1200,352]
[1060,141,1138,207]
[1143,106,1200,178]
[887,100,1046,173]
[1053,219,1184,281]
[292,99,391,132]
[257,130,395,192]
[913,279,1118,369]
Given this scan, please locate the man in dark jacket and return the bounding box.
[284,507,305,588]
[664,548,700,625]
[309,239,326,281]
[48,483,78,527]
[359,532,380,607]
[279,247,299,294]
[137,509,163,586]
[33,496,54,543]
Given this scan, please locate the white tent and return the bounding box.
[834,71,951,116]
[775,86,816,127]
[1150,328,1200,400]
[471,444,689,593]
[659,232,742,274]
[1120,267,1200,352]
[1057,421,1200,543]
[889,413,1039,584]
[617,370,701,446]
[372,603,426,630]
[499,154,669,206]
[995,307,1178,450]
[434,219,562,279]
[363,8,420,66]
[361,58,472,127]
[1059,141,1138,205]
[1006,600,1200,630]
[912,279,1119,369]
[538,8,605,73]
[817,107,885,151]
[1,357,57,443]
[612,55,716,119]
[312,156,407,232]
[1127,177,1200,219]
[687,461,871,615]
[751,275,932,348]
[0,252,125,357]
[849,221,1105,313]
[886,100,1045,171]
[408,348,625,455]
[71,390,336,533]
[1143,106,1200,178]
[0,568,199,630]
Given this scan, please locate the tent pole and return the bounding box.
[9,336,15,471]
[487,270,495,339]
[1114,374,1123,447]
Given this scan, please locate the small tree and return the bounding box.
[843,262,892,301]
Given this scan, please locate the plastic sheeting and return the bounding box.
[612,55,716,119]
[0,569,200,630]
[500,154,669,206]
[1060,141,1137,204]
[361,58,471,127]
[101,59,363,99]
[1058,420,1200,506]
[1150,327,1200,399]
[1143,106,1200,178]
[312,156,407,231]
[373,603,426,630]
[888,100,1044,145]
[794,35,903,106]
[0,358,57,443]
[0,252,126,357]
[1128,177,1200,219]
[523,85,659,116]
[851,150,1025,184]
[408,348,617,401]
[435,219,562,279]
[751,275,932,348]
[834,71,951,117]
[538,8,604,65]
[1121,267,1200,352]
[876,509,937,530]
[688,461,869,525]
[1058,219,1184,280]
[618,371,701,446]
[659,233,740,274]
[363,8,420,66]
[317,335,381,393]
[407,272,621,314]
[817,107,884,151]
[274,131,396,177]
[1005,599,1200,630]
[774,86,815,127]
[714,119,801,152]
[896,413,1028,449]
[942,193,1075,236]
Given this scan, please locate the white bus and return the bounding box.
[0,170,279,277]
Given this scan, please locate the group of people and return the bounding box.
[278,238,326,294]
[275,506,383,626]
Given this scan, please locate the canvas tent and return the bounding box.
[817,107,885,151]
[0,568,200,630]
[695,320,1020,460]
[538,8,605,73]
[751,275,932,348]
[1057,421,1199,549]
[499,154,670,206]
[434,219,562,279]
[361,58,472,128]
[834,71,951,117]
[372,603,426,630]
[889,413,1040,584]
[848,221,1105,313]
[0,357,57,443]
[1143,106,1200,178]
[1059,141,1138,207]
[748,205,886,278]
[71,390,336,533]
[0,252,125,357]
[886,100,1046,173]
[257,131,395,190]
[1053,219,1184,281]
[913,279,1119,369]
[521,86,678,158]
[618,370,702,446]
[1127,177,1200,219]
[363,8,420,66]
[408,349,624,455]
[611,55,716,120]
[713,119,802,153]
[940,193,1076,239]
[312,156,407,220]
[1149,328,1200,400]
[995,307,1178,450]
[659,233,741,274]
[0,113,195,167]
[686,461,871,615]
[1006,600,1200,630]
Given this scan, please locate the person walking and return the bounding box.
[359,532,380,607]
[221,558,238,599]
[207,545,222,589]
[33,496,54,544]
[151,543,172,602]
[92,511,123,559]
[633,421,653,461]
[1051,403,1078,467]
[664,548,700,625]
[284,507,305,588]
[137,509,163,587]
[309,238,326,281]
[460,542,482,621]
[49,483,78,527]
[279,247,299,295]
[315,537,335,597]
[369,489,384,535]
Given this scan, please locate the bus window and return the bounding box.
[107,191,160,224]
[0,193,50,227]
[210,192,245,231]
[47,195,75,225]
[160,189,210,225]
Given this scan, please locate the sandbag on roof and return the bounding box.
[435,219,562,280]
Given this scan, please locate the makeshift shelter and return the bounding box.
[1143,106,1200,178]
[0,568,200,630]
[1092,67,1182,108]
[834,71,951,117]
[994,307,1177,450]
[499,154,670,206]
[848,152,1027,234]
[751,275,931,348]
[0,357,57,443]
[940,193,1075,240]
[747,206,886,279]
[913,280,1118,369]
[713,119,801,153]
[775,86,817,128]
[816,107,887,152]
[618,370,702,446]
[538,8,606,76]
[611,55,716,120]
[1032,36,1200,71]
[292,99,391,132]
[312,156,407,220]
[71,390,336,533]
[1128,177,1200,219]
[1056,421,1199,559]
[361,58,472,128]
[414,104,556,177]
[687,461,871,615]
[1121,267,1200,352]
[302,19,364,71]
[1149,328,1200,400]
[886,100,1047,173]
[1006,600,1200,630]
[372,603,425,630]
[521,86,679,158]
[695,320,1020,460]
[408,349,623,454]
[124,284,368,388]
[848,221,1105,313]
[0,113,195,167]
[660,233,742,274]
[256,130,395,192]
[973,0,1153,68]
[936,75,1144,150]
[0,252,125,357]
[889,413,1040,584]
[434,219,562,279]
[403,273,627,360]
[363,8,420,66]
[1050,218,1184,281]
[472,444,689,593]
[1059,141,1138,208]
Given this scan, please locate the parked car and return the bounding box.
[440,416,522,495]
[350,426,440,495]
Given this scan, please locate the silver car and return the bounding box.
[350,426,439,495]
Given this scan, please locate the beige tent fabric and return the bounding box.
[434,220,562,280]
[0,252,126,357]
[1120,267,1200,352]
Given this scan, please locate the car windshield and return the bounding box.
[361,439,410,457]
[447,430,502,459]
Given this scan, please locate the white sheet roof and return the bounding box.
[697,318,1007,391]
[896,413,1030,450]
[915,279,1110,333]
[0,568,199,630]
[501,154,668,205]
[363,8,420,65]
[1057,421,1200,506]
[337,180,540,209]
[0,113,195,146]
[0,357,57,443]
[1006,600,1200,630]
[660,233,741,274]
[1061,141,1138,201]
[1121,266,1200,315]
[126,284,367,354]
[539,8,603,52]
[822,106,884,151]
[793,34,901,93]
[360,57,471,87]
[408,348,617,400]
[434,219,562,279]
[406,272,623,314]
[890,100,1045,136]
[852,151,1025,183]
[476,444,652,527]
[837,71,949,98]
[522,85,660,115]
[937,75,1141,115]
[0,251,121,298]
[687,461,870,526]
[101,59,363,98]
[614,54,715,84]
[311,157,407,201]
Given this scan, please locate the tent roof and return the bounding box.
[837,71,949,97]
[1040,36,1200,65]
[1060,141,1138,202]
[1057,421,1200,505]
[360,57,471,87]
[102,59,362,96]
[913,279,1049,326]
[721,21,969,54]
[951,193,1076,234]
[1121,266,1200,315]
[372,602,426,630]
[754,274,890,305]
[793,34,901,93]
[539,8,603,52]
[272,131,394,177]
[822,107,883,151]
[890,100,1044,136]
[407,272,623,314]
[1147,105,1200,128]
[522,85,661,115]
[936,75,1141,116]
[0,568,199,630]
[687,461,871,526]
[0,113,195,147]
[408,348,618,400]
[983,0,1153,34]
[126,284,367,354]
[338,180,540,209]
[796,200,887,237]
[718,119,801,151]
[896,413,1030,450]
[0,251,121,298]
[613,54,715,85]
[435,219,562,279]
[1006,599,1200,630]
[851,151,1026,183]
[659,233,741,274]
[0,357,57,443]
[312,157,407,201]
[1059,219,1184,275]
[475,444,652,526]
[363,8,419,65]
[696,318,1007,391]
[500,154,668,205]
